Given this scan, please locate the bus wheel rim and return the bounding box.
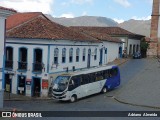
[103,88,107,93]
[71,96,75,102]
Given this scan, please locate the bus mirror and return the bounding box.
[70,80,74,85]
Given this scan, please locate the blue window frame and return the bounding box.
[94,48,97,60]
[82,48,86,61]
[76,48,80,62]
[54,48,59,64]
[62,48,66,63]
[69,48,73,63]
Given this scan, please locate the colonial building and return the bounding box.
[71,26,145,57]
[4,12,122,97]
[147,0,160,57]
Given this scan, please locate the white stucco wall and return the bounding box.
[127,39,141,55]
[103,41,120,63]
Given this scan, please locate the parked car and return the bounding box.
[133,52,141,59]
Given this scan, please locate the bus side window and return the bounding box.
[81,74,90,85]
[96,71,103,81]
[109,68,118,78]
[109,69,112,78]
[112,68,118,76]
[90,73,96,83]
[104,70,109,79]
[68,75,81,91]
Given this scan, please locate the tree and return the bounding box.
[140,38,149,58]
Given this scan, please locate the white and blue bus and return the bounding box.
[52,65,120,102]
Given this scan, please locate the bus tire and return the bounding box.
[102,87,107,93]
[70,95,77,103]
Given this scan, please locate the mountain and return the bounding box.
[46,15,118,27]
[119,19,151,37]
[46,15,151,37]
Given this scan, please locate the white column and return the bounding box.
[0,17,5,89]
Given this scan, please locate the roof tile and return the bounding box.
[6,12,43,30]
[6,17,99,42]
[0,6,17,13]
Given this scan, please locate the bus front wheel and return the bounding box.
[70,95,77,103]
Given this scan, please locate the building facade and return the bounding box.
[4,13,122,97]
[70,27,144,57]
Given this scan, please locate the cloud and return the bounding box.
[113,18,125,23]
[114,0,131,8]
[0,0,54,14]
[131,16,151,20]
[71,0,93,5]
[60,13,74,18]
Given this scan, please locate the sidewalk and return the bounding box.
[114,58,160,108]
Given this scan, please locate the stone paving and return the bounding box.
[115,58,160,108]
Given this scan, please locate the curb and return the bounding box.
[117,58,129,66]
[4,98,52,101]
[109,96,160,110]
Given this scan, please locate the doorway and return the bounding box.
[32,78,41,97]
[87,49,91,68]
[119,46,122,58]
[17,76,26,95]
[4,74,12,93]
[99,48,103,65]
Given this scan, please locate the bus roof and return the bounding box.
[61,64,118,76]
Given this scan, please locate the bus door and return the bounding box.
[81,74,91,97]
[68,75,82,98]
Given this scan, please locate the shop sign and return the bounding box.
[42,79,48,89]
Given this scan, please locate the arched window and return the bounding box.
[76,48,80,62]
[94,48,97,60]
[82,48,86,61]
[69,48,73,63]
[62,48,66,63]
[54,48,59,64]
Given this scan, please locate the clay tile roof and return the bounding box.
[70,27,122,43]
[6,17,99,42]
[71,26,145,40]
[84,31,122,43]
[70,26,134,36]
[0,6,17,13]
[6,12,43,30]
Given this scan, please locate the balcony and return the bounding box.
[5,60,13,69]
[33,62,43,73]
[18,61,27,71]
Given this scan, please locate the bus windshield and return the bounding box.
[52,76,70,92]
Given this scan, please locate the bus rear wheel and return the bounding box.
[102,87,107,93]
[70,95,77,103]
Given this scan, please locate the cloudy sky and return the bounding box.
[0,0,153,23]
